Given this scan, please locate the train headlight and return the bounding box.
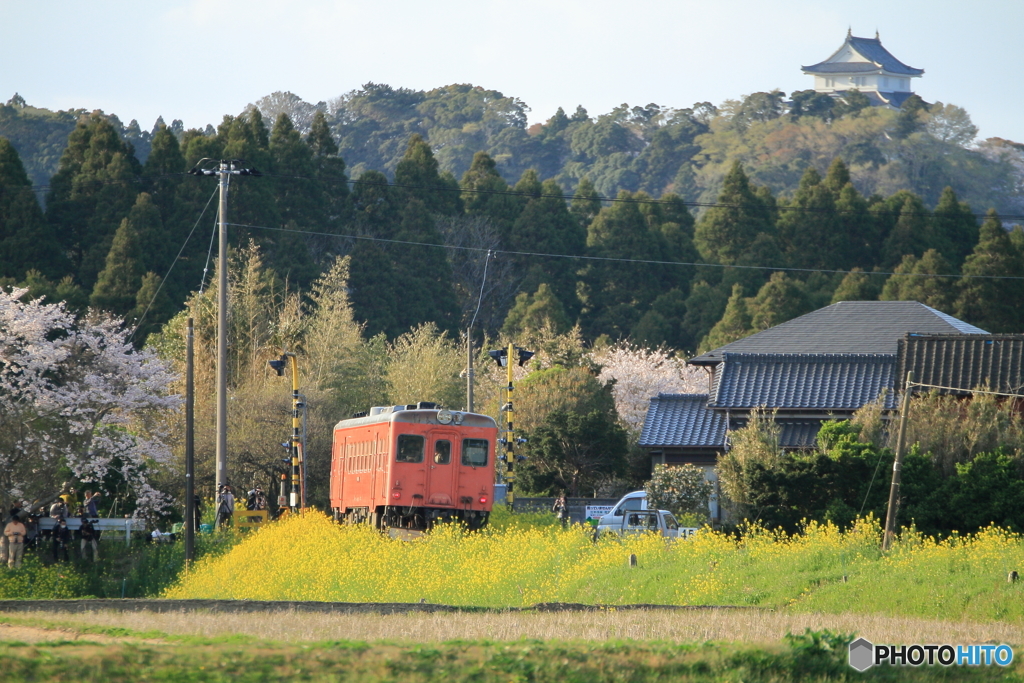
[437,409,453,425]
[479,496,487,504]
[392,491,401,499]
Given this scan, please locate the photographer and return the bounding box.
[552,493,569,529]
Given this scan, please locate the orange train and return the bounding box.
[329,402,497,531]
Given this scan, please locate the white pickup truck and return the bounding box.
[596,491,699,539]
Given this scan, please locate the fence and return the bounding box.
[511,498,619,524]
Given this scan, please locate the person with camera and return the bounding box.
[216,485,235,527]
[80,515,99,561]
[552,493,569,529]
[52,517,71,562]
[4,509,27,569]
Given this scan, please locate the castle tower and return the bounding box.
[802,30,923,108]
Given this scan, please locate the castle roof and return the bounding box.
[803,32,923,77]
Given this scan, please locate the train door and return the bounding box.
[426,431,457,507]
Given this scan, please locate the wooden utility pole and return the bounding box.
[883,371,914,551]
[184,317,195,564]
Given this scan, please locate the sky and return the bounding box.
[2,0,1022,143]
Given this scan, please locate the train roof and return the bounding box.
[333,405,497,431]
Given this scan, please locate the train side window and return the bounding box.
[462,439,489,467]
[396,434,424,463]
[433,440,451,464]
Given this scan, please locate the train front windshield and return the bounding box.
[462,439,489,467]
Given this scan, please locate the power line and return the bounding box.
[24,170,1024,223]
[127,185,219,343]
[225,221,1024,282]
[266,172,1024,223]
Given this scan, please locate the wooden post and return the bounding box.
[883,371,913,551]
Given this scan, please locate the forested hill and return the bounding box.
[2,86,1024,358]
[3,85,1023,215]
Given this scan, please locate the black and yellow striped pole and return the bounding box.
[269,352,304,514]
[489,343,534,511]
[504,342,516,510]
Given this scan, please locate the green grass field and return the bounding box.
[1,618,1021,682]
[5,510,1024,681]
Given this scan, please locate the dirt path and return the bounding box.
[0,622,163,645]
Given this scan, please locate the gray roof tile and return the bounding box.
[728,418,822,449]
[710,353,897,410]
[803,34,923,76]
[690,301,987,366]
[896,334,1024,395]
[639,394,727,448]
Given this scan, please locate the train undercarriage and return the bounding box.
[335,505,489,532]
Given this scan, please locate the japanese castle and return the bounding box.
[802,29,923,108]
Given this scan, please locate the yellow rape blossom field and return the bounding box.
[164,511,1024,622]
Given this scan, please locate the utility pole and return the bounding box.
[188,159,261,512]
[883,371,914,551]
[215,161,229,498]
[184,317,195,564]
[466,334,475,413]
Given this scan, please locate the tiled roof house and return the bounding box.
[640,302,989,519]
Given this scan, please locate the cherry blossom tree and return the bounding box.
[0,288,179,516]
[592,343,705,435]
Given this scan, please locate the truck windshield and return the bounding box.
[462,439,488,467]
[396,434,424,463]
[614,497,643,516]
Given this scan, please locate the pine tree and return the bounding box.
[881,194,933,268]
[0,138,65,280]
[501,283,571,338]
[46,113,142,289]
[831,268,882,303]
[124,193,168,277]
[128,272,175,345]
[509,179,585,316]
[570,177,602,233]
[347,241,400,338]
[932,187,978,269]
[777,167,841,269]
[395,134,460,215]
[90,216,144,316]
[142,125,185,225]
[579,191,680,339]
[834,182,875,269]
[700,283,753,352]
[880,250,955,312]
[460,151,519,240]
[749,272,810,330]
[631,288,689,350]
[694,161,773,265]
[955,210,1024,332]
[390,199,459,335]
[306,109,350,245]
[307,110,339,158]
[268,113,319,286]
[822,157,852,194]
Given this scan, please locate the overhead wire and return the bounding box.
[126,185,219,343]
[224,221,1024,282]
[23,170,1024,223]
